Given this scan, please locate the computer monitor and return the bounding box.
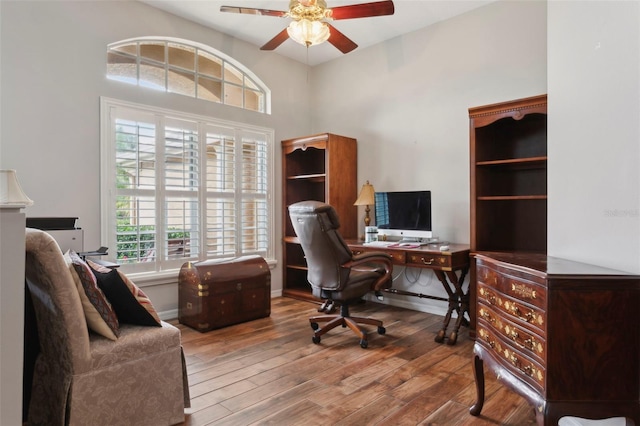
[374,190,432,241]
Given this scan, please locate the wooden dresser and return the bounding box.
[469,252,640,425]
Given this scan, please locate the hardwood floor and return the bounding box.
[174,297,536,425]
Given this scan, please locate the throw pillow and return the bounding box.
[88,261,161,327]
[67,251,119,340]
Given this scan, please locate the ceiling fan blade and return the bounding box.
[220,6,287,18]
[260,28,290,51]
[327,24,358,54]
[329,0,394,20]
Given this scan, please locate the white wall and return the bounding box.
[3,0,634,335]
[548,0,640,274]
[0,0,548,320]
[0,0,314,310]
[310,0,547,313]
[2,0,639,423]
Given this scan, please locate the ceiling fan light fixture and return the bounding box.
[287,19,330,47]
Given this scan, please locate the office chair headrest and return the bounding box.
[288,201,341,229]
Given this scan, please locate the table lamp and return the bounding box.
[354,180,375,227]
[0,169,33,208]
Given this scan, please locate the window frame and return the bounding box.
[100,97,275,281]
[107,37,271,114]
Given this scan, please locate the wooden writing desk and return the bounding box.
[347,241,470,344]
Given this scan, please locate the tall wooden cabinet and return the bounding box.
[467,96,639,423]
[470,94,548,254]
[282,133,357,301]
[469,94,548,334]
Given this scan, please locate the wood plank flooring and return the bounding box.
[174,297,536,425]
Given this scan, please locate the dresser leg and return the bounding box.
[469,354,485,416]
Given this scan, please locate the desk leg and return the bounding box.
[433,267,469,345]
[446,267,469,345]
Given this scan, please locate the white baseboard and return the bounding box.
[159,309,179,321]
[364,293,449,317]
[158,290,454,322]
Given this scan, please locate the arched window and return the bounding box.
[107,37,271,114]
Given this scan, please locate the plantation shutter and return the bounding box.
[103,98,273,274]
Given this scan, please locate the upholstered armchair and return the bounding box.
[23,228,190,426]
[288,200,393,348]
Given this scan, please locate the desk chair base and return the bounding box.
[309,303,386,349]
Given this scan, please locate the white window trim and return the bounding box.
[107,36,272,115]
[99,96,276,285]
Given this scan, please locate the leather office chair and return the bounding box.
[288,200,393,348]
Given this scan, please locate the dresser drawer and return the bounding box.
[477,263,547,311]
[407,253,450,269]
[477,282,546,335]
[478,301,545,364]
[477,323,546,393]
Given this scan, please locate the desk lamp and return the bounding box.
[354,180,375,227]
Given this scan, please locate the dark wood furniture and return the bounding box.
[289,201,393,349]
[470,252,640,425]
[282,133,357,301]
[469,94,548,335]
[349,241,470,344]
[178,255,271,331]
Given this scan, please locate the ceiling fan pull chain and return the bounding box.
[306,46,310,83]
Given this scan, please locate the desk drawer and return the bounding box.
[353,248,406,264]
[407,253,450,269]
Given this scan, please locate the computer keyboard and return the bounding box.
[362,241,397,247]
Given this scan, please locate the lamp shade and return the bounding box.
[354,181,375,206]
[0,170,33,208]
[287,19,330,47]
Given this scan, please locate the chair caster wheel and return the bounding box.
[378,326,386,335]
[312,335,321,344]
[447,331,458,345]
[360,339,368,349]
[310,322,319,330]
[434,330,446,343]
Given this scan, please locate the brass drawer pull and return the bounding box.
[505,349,543,381]
[523,338,539,352]
[504,325,543,354]
[505,301,542,325]
[479,308,495,324]
[478,328,500,351]
[484,334,496,348]
[509,354,520,367]
[479,287,499,305]
[419,257,434,265]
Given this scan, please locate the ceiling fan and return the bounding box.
[220,0,395,54]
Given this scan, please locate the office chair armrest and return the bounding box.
[350,251,392,264]
[347,252,393,291]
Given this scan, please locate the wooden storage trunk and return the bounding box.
[178,255,271,332]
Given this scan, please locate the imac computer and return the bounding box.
[374,190,433,242]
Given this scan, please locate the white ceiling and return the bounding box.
[140,0,494,66]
